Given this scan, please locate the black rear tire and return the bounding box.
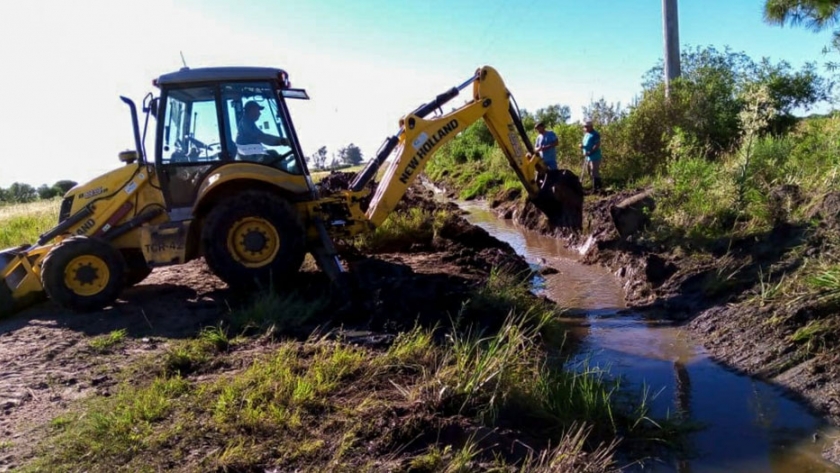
[122,249,153,287]
[201,191,306,290]
[0,281,14,318]
[41,236,126,313]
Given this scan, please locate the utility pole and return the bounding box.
[662,0,681,97]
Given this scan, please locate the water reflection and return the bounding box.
[453,199,840,473]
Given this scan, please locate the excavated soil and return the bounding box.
[0,182,537,471]
[484,183,840,462]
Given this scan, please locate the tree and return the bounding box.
[337,143,363,165]
[52,180,77,194]
[764,0,840,31]
[519,108,536,131]
[8,183,37,203]
[329,153,341,169]
[642,45,831,150]
[764,1,840,72]
[309,146,328,170]
[0,188,8,203]
[582,98,627,126]
[37,184,58,200]
[534,104,571,128]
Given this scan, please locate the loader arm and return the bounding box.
[349,65,581,229]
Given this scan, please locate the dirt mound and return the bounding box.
[317,170,378,211]
[808,191,840,229]
[335,193,532,333]
[317,171,463,218]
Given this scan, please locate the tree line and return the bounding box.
[432,35,836,191]
[0,142,363,206]
[306,143,364,170]
[0,181,78,204]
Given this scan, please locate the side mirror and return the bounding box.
[119,150,138,164]
[143,94,159,118]
[150,98,159,118]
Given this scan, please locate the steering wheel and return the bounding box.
[264,149,295,167]
[188,136,219,151]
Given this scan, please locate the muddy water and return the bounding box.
[453,199,840,473]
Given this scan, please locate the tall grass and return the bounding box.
[647,114,840,246]
[427,145,523,201]
[0,199,60,248]
[355,207,453,253]
[389,307,665,451]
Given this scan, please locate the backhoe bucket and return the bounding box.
[0,245,46,318]
[531,169,584,230]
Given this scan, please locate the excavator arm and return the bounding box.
[348,66,583,229]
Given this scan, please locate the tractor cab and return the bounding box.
[149,67,311,211]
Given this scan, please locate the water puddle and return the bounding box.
[452,199,840,473]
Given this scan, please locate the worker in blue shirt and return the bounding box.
[534,121,559,170]
[580,120,603,191]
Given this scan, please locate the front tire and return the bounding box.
[41,236,126,312]
[201,191,306,290]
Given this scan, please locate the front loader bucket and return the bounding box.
[0,245,46,318]
[531,169,584,230]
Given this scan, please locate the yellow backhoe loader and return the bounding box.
[0,65,583,316]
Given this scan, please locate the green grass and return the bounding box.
[88,329,128,354]
[807,265,840,296]
[211,341,365,432]
[355,207,452,253]
[427,146,523,202]
[24,271,670,472]
[0,199,60,248]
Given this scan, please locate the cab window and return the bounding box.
[160,86,223,164]
[222,82,301,175]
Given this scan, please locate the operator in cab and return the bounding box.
[235,100,298,173]
[236,100,289,148]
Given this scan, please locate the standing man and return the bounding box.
[580,120,602,191]
[534,121,559,171]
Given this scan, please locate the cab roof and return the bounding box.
[155,66,289,87]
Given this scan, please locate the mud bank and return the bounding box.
[468,182,840,463]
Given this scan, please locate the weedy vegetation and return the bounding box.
[23,269,677,472]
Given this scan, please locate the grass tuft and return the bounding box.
[87,329,127,354]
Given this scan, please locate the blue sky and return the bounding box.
[0,0,835,188]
